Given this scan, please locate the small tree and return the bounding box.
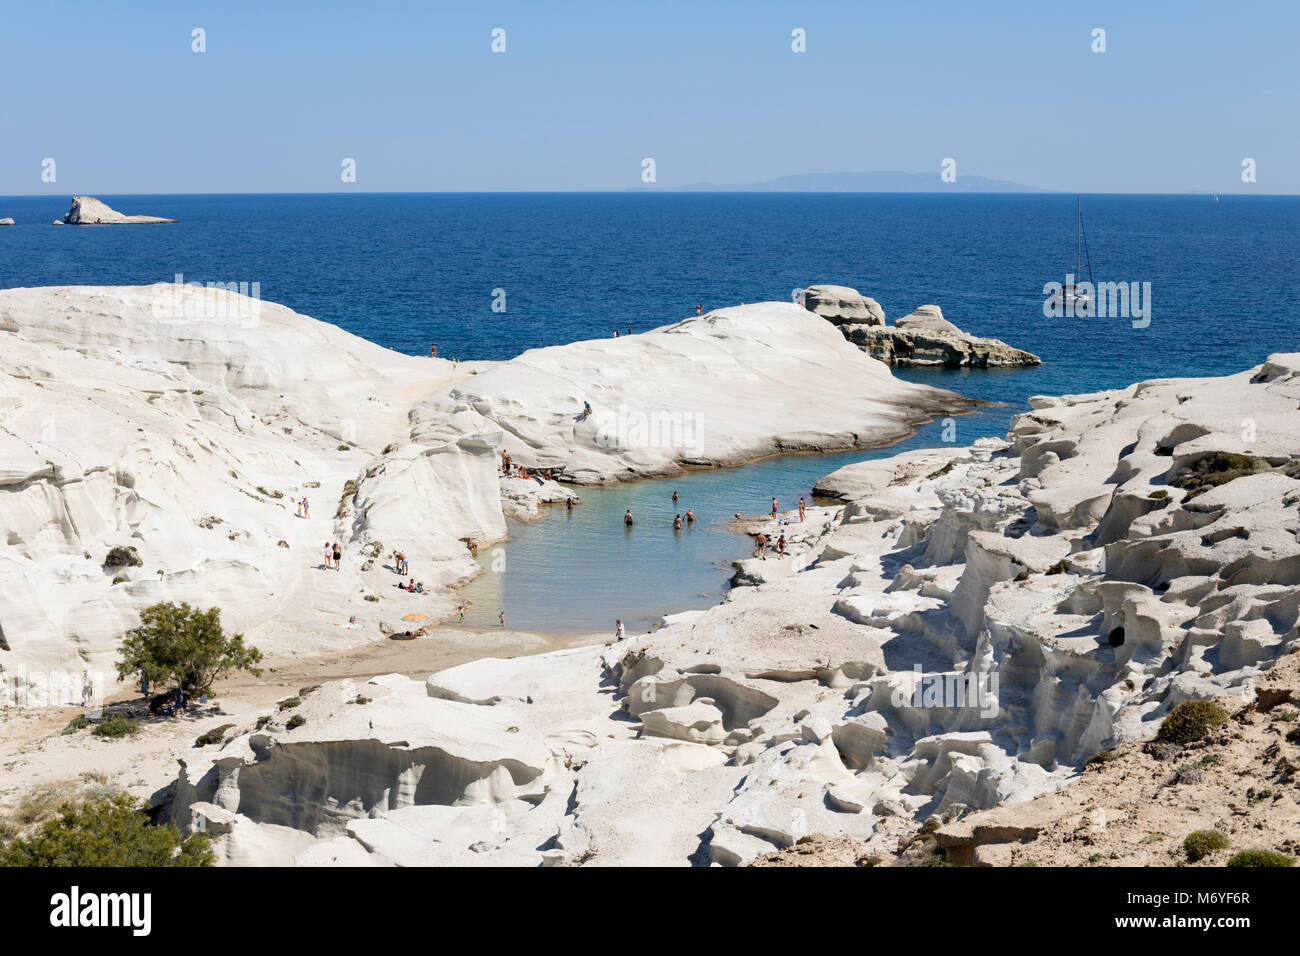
[0,795,214,867]
[116,601,262,695]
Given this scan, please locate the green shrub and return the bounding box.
[1183,830,1229,862]
[115,601,262,695]
[1158,700,1228,744]
[91,715,140,739]
[1226,849,1294,868]
[277,697,301,711]
[0,795,213,867]
[1148,489,1170,499]
[1169,453,1271,500]
[61,716,90,735]
[12,783,80,827]
[194,723,235,747]
[286,714,306,730]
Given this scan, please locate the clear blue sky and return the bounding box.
[1,0,1295,194]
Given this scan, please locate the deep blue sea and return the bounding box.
[4,193,1298,632]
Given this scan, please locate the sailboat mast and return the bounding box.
[1075,195,1081,280]
[1079,198,1094,286]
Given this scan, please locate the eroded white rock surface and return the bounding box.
[160,356,1300,865]
[0,287,959,681]
[53,196,177,225]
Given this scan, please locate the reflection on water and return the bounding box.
[453,382,1018,636]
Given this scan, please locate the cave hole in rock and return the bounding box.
[1107,626,1126,648]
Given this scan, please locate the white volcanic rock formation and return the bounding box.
[803,285,885,326]
[411,302,966,484]
[0,285,492,674]
[54,196,178,225]
[805,287,1040,368]
[161,356,1300,865]
[0,287,960,683]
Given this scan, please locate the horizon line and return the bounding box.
[0,189,1290,198]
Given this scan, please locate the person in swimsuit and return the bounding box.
[333,542,342,570]
[324,542,332,569]
[778,533,786,556]
[771,497,779,517]
[616,619,625,641]
[798,497,806,522]
[672,491,679,502]
[754,532,768,560]
[696,304,703,316]
[685,509,695,524]
[624,510,634,526]
[673,514,683,530]
[499,610,505,628]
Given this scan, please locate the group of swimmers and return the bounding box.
[622,488,811,531]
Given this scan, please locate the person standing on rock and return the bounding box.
[771,497,779,517]
[430,344,437,358]
[332,542,342,571]
[324,541,332,569]
[499,609,505,628]
[778,533,787,556]
[626,323,631,336]
[616,619,625,641]
[303,497,310,519]
[696,304,703,316]
[754,532,768,560]
[798,497,806,522]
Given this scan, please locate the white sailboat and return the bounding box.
[1052,195,1094,307]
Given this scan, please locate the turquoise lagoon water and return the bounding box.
[453,394,1015,634]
